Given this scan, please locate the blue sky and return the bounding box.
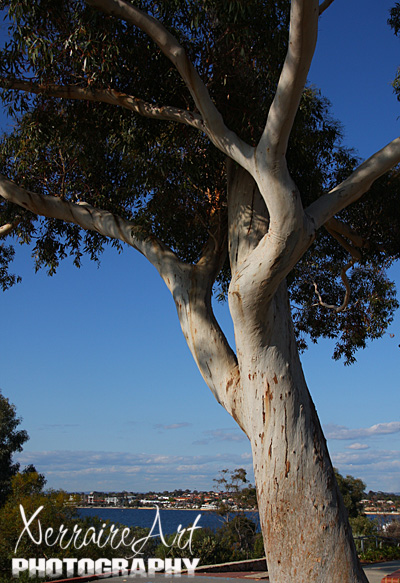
[1,0,400,494]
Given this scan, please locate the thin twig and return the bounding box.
[312,259,354,313]
[0,217,20,238]
[325,223,362,261]
[319,0,335,15]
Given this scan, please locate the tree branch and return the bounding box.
[257,0,319,164]
[0,173,241,415]
[319,0,335,15]
[312,259,354,313]
[306,137,400,229]
[325,224,362,261]
[325,217,366,249]
[173,261,242,430]
[0,217,19,238]
[0,174,182,282]
[0,77,205,131]
[85,0,254,170]
[319,216,367,312]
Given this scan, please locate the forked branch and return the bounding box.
[325,217,366,249]
[325,220,363,261]
[0,173,239,410]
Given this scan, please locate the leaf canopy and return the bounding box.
[0,0,399,363]
[389,2,400,100]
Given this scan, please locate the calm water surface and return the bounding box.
[77,508,260,534]
[77,508,398,534]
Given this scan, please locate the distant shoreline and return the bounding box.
[77,506,214,511]
[364,511,400,515]
[77,506,257,512]
[77,507,398,515]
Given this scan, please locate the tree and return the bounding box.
[334,470,366,520]
[214,468,257,518]
[0,390,28,507]
[0,470,159,581]
[0,1,399,580]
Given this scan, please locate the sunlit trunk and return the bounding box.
[230,282,368,582]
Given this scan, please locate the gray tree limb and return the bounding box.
[0,78,205,131]
[307,137,400,229]
[319,0,335,15]
[0,173,239,415]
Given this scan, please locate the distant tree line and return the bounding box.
[0,390,399,580]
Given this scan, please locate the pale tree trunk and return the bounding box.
[225,165,368,582]
[0,142,375,583]
[231,284,367,582]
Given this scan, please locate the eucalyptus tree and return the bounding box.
[0,0,399,581]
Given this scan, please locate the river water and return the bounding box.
[77,507,260,534]
[77,507,398,534]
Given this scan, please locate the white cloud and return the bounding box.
[324,422,400,440]
[346,443,370,450]
[331,449,400,492]
[154,423,192,431]
[193,428,247,446]
[16,443,400,493]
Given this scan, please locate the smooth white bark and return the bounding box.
[258,0,319,164]
[169,262,242,423]
[307,137,400,229]
[227,239,368,581]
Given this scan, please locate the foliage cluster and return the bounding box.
[332,469,400,563]
[155,515,263,565]
[0,390,29,506]
[358,542,400,564]
[334,469,366,519]
[0,471,159,582]
[0,1,399,363]
[213,468,257,517]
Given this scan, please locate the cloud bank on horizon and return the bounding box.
[16,429,400,494]
[324,422,400,440]
[15,449,254,492]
